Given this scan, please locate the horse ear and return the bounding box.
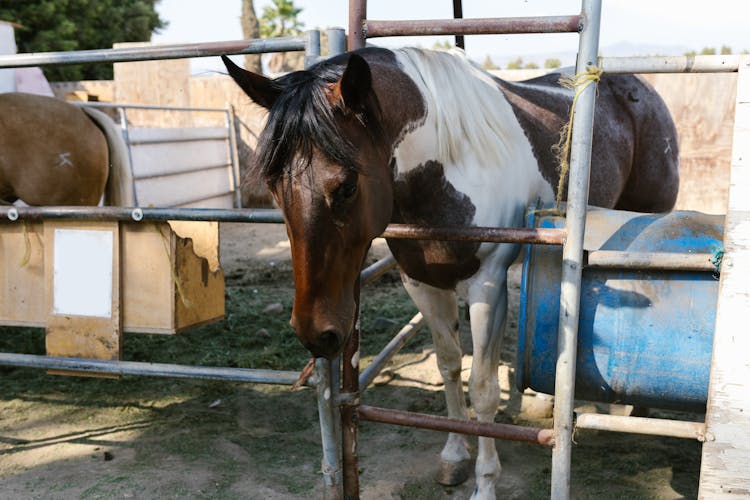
[336,53,372,113]
[221,55,281,110]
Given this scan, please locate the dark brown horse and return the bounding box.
[223,47,679,499]
[0,92,133,206]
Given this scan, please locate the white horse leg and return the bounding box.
[467,268,508,500]
[401,274,471,485]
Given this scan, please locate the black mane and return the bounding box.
[254,51,384,186]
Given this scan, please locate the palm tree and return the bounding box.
[260,0,304,38]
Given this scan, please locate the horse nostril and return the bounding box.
[318,329,342,357]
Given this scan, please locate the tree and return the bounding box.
[482,55,498,70]
[0,0,166,81]
[700,47,717,55]
[544,58,561,69]
[720,45,732,55]
[506,57,523,70]
[524,61,539,70]
[259,0,304,38]
[241,0,262,73]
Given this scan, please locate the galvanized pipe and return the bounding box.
[316,359,343,499]
[359,313,425,390]
[551,0,602,498]
[600,54,741,74]
[79,102,228,113]
[327,28,347,56]
[360,254,397,286]
[0,36,307,68]
[358,405,554,445]
[0,207,565,245]
[226,105,243,208]
[0,352,316,386]
[305,30,321,69]
[575,413,707,441]
[363,15,581,38]
[585,250,718,272]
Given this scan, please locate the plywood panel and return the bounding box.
[699,57,750,497]
[44,221,121,376]
[121,222,175,333]
[0,222,45,326]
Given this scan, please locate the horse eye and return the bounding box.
[334,181,357,202]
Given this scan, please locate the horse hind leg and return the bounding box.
[400,274,472,486]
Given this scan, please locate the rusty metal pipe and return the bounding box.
[358,405,554,446]
[348,0,367,49]
[382,224,565,245]
[364,16,581,38]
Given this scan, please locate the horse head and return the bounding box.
[223,51,421,358]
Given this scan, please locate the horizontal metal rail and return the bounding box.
[360,254,398,285]
[382,223,565,245]
[358,405,554,445]
[0,352,316,386]
[0,36,306,68]
[585,250,718,272]
[363,15,581,38]
[79,102,229,113]
[600,55,741,74]
[575,413,707,441]
[0,207,566,245]
[359,313,425,390]
[128,134,230,146]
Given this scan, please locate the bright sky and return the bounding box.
[151,0,750,75]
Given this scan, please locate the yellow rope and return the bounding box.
[551,65,603,214]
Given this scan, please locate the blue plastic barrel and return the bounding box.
[516,207,723,411]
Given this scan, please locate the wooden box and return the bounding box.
[0,220,224,340]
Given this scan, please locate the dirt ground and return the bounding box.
[0,222,703,499]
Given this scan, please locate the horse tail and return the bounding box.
[81,106,136,206]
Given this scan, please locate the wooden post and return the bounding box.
[699,55,750,497]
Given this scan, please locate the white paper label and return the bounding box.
[53,228,114,318]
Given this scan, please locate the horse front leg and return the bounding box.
[400,274,472,486]
[467,268,508,500]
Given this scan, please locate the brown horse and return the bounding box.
[0,92,133,206]
[223,47,679,499]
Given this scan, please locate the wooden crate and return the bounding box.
[0,220,224,341]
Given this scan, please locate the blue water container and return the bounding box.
[516,207,723,411]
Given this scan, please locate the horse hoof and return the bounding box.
[435,458,472,486]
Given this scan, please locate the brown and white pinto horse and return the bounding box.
[0,92,133,206]
[223,47,679,499]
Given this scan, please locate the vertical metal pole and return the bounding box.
[550,0,601,498]
[224,105,242,208]
[305,29,321,68]
[348,0,367,50]
[452,0,465,49]
[315,31,348,500]
[327,28,347,57]
[316,359,343,499]
[118,107,139,206]
[341,312,361,498]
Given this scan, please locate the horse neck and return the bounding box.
[387,49,554,226]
